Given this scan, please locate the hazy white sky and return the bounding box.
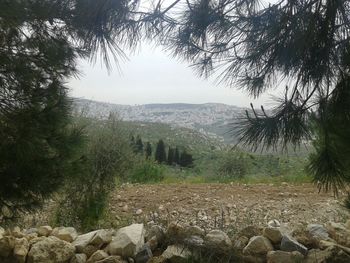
[68,1,279,108]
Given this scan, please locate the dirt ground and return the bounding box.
[108,183,349,233]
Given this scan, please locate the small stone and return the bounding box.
[51,227,78,242]
[263,227,282,244]
[37,226,53,237]
[243,236,274,256]
[280,235,308,256]
[205,230,232,250]
[162,245,191,263]
[107,224,145,258]
[306,224,329,243]
[90,229,113,247]
[122,205,129,212]
[87,250,109,263]
[135,209,143,215]
[268,220,281,228]
[73,230,98,253]
[24,228,38,235]
[12,226,25,238]
[135,244,152,263]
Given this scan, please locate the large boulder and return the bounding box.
[90,229,112,247]
[161,245,191,263]
[263,227,282,244]
[12,227,25,238]
[52,227,78,243]
[204,230,232,250]
[306,246,350,263]
[267,250,304,263]
[13,237,29,263]
[70,253,87,263]
[243,236,274,257]
[326,222,350,247]
[87,250,109,263]
[72,231,98,253]
[73,229,112,254]
[0,236,15,257]
[27,236,75,263]
[107,224,145,258]
[135,244,152,263]
[306,224,329,241]
[280,235,308,256]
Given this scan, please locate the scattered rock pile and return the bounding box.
[1,219,350,262]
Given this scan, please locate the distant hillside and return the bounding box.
[121,121,224,153]
[73,98,246,143]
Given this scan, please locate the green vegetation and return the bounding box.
[2,0,348,228]
[121,121,310,184]
[55,114,134,230]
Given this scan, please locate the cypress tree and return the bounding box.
[135,135,144,154]
[179,150,194,168]
[145,142,152,160]
[167,147,175,165]
[174,147,180,165]
[155,139,167,164]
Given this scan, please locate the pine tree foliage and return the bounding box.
[0,0,143,213]
[155,139,167,163]
[141,0,350,194]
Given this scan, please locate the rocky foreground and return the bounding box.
[1,218,350,263]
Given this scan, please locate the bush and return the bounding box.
[128,160,165,183]
[55,113,134,230]
[218,150,248,179]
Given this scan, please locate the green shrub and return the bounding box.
[218,150,248,179]
[55,113,134,230]
[128,160,165,183]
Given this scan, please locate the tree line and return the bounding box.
[130,135,193,168]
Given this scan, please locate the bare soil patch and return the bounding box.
[109,183,349,233]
